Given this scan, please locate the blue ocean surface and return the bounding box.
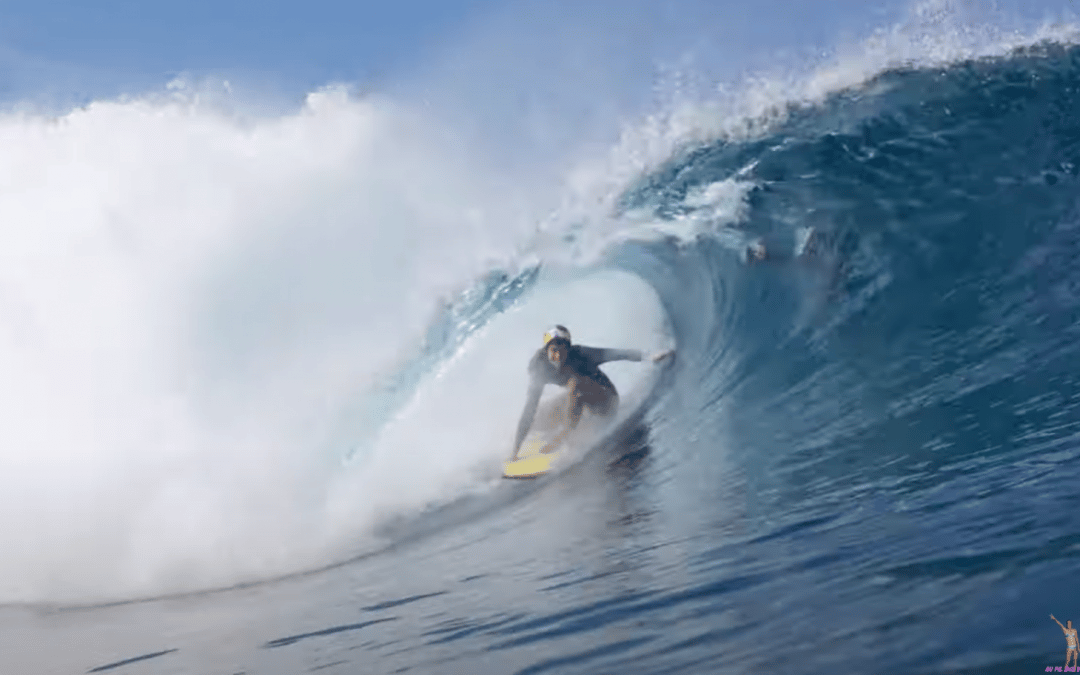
[6,22,1080,675]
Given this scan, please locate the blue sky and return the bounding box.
[0,0,506,107]
[0,0,900,173]
[0,0,1074,109]
[0,0,1076,162]
[0,0,493,78]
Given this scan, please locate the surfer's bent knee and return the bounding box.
[588,387,618,417]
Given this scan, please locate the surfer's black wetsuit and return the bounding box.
[512,345,644,454]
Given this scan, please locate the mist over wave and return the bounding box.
[0,87,547,602]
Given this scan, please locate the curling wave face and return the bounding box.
[582,40,1080,673]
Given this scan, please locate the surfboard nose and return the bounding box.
[503,436,561,478]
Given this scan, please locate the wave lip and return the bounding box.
[596,34,1080,675]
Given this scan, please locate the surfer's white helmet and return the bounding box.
[543,325,571,346]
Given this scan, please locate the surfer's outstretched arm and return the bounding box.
[1054,615,1067,631]
[579,346,675,364]
[578,346,644,364]
[512,379,544,459]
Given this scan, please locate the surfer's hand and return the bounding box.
[650,349,675,363]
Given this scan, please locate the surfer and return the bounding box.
[1052,614,1079,669]
[509,325,673,461]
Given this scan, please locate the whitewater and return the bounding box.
[4,2,1080,674]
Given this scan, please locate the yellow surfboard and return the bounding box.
[503,433,563,479]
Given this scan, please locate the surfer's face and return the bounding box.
[546,343,567,366]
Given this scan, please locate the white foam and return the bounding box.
[0,87,538,603]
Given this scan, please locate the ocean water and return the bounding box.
[3,6,1080,675]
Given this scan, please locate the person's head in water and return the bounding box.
[543,325,571,367]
